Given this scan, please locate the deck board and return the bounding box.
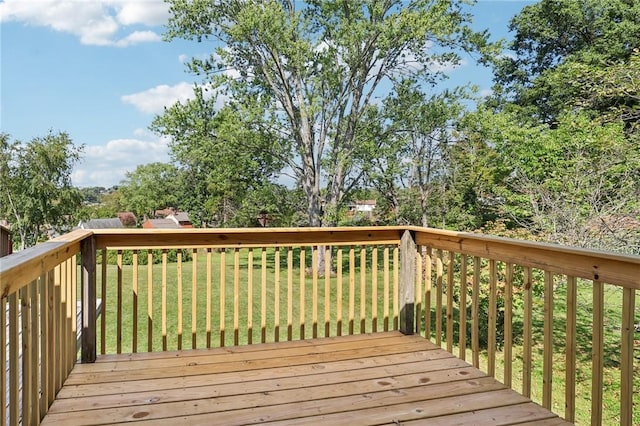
[42,332,571,425]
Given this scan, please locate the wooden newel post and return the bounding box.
[399,230,416,335]
[81,235,97,363]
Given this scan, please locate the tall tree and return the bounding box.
[163,0,495,226]
[366,81,464,227]
[493,112,640,252]
[151,88,283,226]
[0,132,83,249]
[558,49,640,137]
[492,0,640,123]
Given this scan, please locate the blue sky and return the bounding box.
[1,0,536,188]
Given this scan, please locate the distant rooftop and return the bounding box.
[143,218,183,229]
[79,218,124,229]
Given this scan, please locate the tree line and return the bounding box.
[2,0,638,254]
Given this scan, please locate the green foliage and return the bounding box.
[79,187,108,204]
[362,81,468,228]
[162,0,497,227]
[492,0,640,123]
[77,188,126,222]
[151,90,283,227]
[558,49,640,136]
[118,162,180,219]
[0,131,83,249]
[497,112,640,251]
[227,183,306,228]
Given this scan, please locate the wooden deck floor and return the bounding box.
[42,332,570,425]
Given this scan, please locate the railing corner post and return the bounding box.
[399,230,416,335]
[81,234,97,363]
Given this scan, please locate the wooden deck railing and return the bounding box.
[410,227,639,425]
[0,227,637,425]
[88,228,404,353]
[0,229,90,425]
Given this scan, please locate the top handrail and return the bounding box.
[1,226,639,297]
[410,226,640,289]
[91,226,406,249]
[0,229,92,298]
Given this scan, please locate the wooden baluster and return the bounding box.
[472,256,480,368]
[565,275,577,422]
[30,278,40,423]
[446,251,455,353]
[299,247,306,340]
[348,246,355,335]
[620,286,635,426]
[312,246,318,339]
[393,245,399,331]
[274,247,280,342]
[9,292,18,426]
[206,248,212,349]
[192,249,198,349]
[54,265,62,394]
[542,270,553,409]
[287,247,293,341]
[459,254,467,361]
[46,270,55,408]
[177,251,183,350]
[383,246,389,332]
[415,247,422,336]
[219,249,226,347]
[101,249,107,355]
[371,246,378,334]
[1,293,5,424]
[261,248,267,344]
[233,248,240,346]
[487,260,497,377]
[247,248,253,345]
[522,266,532,398]
[336,248,343,336]
[147,250,153,353]
[435,250,443,346]
[504,263,513,388]
[21,284,32,426]
[161,250,167,352]
[399,231,416,335]
[132,250,138,353]
[116,251,123,354]
[591,280,604,425]
[324,246,331,337]
[81,237,97,363]
[424,247,432,341]
[359,246,366,334]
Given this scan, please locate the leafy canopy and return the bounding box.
[0,132,83,249]
[161,0,497,225]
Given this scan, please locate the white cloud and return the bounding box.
[0,0,168,47]
[121,82,196,114]
[72,136,171,187]
[115,30,162,47]
[115,1,168,26]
